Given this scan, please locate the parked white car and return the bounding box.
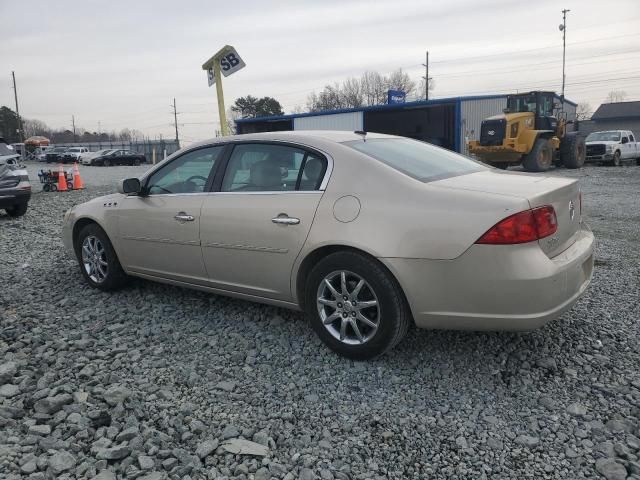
[62,147,90,164]
[585,130,640,166]
[81,149,115,165]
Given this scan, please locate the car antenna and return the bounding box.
[354,130,367,142]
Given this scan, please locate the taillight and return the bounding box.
[476,206,557,245]
[533,206,557,238]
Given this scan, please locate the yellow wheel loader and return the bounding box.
[468,91,586,172]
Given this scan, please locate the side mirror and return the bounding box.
[503,108,511,114]
[118,177,142,195]
[621,138,628,144]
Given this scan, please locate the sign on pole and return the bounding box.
[202,45,246,136]
[387,89,406,104]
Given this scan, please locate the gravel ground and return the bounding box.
[1,162,639,480]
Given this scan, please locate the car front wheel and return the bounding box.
[76,224,128,291]
[305,251,411,359]
[5,203,28,217]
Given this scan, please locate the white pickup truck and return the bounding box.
[585,130,640,166]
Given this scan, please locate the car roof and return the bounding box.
[186,130,400,150]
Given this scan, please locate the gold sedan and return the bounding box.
[62,131,594,359]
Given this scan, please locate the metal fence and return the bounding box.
[51,140,181,159]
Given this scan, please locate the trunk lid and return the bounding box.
[434,170,582,257]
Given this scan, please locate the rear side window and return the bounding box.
[630,134,635,142]
[221,143,327,192]
[344,138,485,182]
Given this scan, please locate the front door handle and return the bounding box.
[174,212,195,222]
[272,214,300,226]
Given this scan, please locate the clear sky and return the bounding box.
[2,0,639,145]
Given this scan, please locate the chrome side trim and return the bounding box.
[203,242,288,254]
[121,235,200,246]
[123,270,301,311]
[126,191,325,198]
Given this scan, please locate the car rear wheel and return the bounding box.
[305,251,411,359]
[5,203,28,217]
[133,158,141,166]
[523,138,554,172]
[76,224,128,291]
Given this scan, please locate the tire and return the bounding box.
[75,223,128,291]
[50,184,58,192]
[560,133,586,169]
[611,151,621,167]
[133,158,141,166]
[5,203,28,217]
[43,184,51,192]
[67,181,73,191]
[488,162,508,170]
[522,138,554,172]
[103,159,111,167]
[304,251,411,360]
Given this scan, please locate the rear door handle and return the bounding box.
[272,214,300,226]
[174,212,195,222]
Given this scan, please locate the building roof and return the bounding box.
[236,93,577,125]
[592,101,640,120]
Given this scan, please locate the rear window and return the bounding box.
[344,138,485,182]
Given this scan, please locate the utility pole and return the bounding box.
[559,9,570,109]
[422,51,432,101]
[171,98,180,148]
[11,71,23,142]
[72,115,77,142]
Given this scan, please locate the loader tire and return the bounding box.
[523,138,554,172]
[561,132,586,169]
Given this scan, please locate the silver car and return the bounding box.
[62,131,595,359]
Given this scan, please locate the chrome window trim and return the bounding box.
[139,138,334,194]
[124,190,325,199]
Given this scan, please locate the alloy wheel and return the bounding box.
[316,270,380,345]
[81,235,108,283]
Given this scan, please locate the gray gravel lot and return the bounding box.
[1,162,639,480]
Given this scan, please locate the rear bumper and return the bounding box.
[0,189,31,208]
[384,224,595,331]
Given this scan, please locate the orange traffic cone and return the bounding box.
[57,164,68,192]
[72,162,84,190]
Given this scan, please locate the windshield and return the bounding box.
[344,138,485,182]
[587,131,621,142]
[507,94,537,113]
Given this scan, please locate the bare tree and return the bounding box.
[576,102,592,121]
[386,68,416,97]
[606,90,627,103]
[417,77,436,100]
[307,83,344,112]
[360,71,387,106]
[341,77,364,108]
[22,118,49,138]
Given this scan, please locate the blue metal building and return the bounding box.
[236,94,577,155]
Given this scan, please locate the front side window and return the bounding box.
[630,134,635,142]
[344,138,485,182]
[221,143,327,192]
[146,146,224,195]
